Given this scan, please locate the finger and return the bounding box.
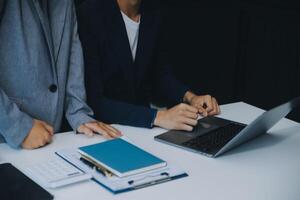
[208,98,218,116]
[182,111,198,119]
[182,104,198,113]
[215,98,221,114]
[208,98,219,116]
[99,128,114,139]
[98,123,120,138]
[214,98,220,115]
[43,123,54,136]
[38,137,48,148]
[39,127,52,144]
[44,132,52,144]
[38,143,47,148]
[100,123,122,137]
[177,124,193,132]
[78,125,94,137]
[85,123,113,139]
[198,106,208,117]
[181,117,198,126]
[204,95,213,112]
[84,127,95,137]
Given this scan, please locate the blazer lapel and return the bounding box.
[105,1,136,88]
[134,9,155,86]
[48,0,68,64]
[31,0,55,63]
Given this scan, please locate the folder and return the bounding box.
[56,139,188,194]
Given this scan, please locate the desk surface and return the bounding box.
[1,102,300,200]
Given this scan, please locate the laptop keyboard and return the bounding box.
[182,123,245,155]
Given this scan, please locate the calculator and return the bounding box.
[24,157,92,188]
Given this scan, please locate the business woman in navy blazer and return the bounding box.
[77,0,220,131]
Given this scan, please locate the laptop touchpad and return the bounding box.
[155,117,232,144]
[156,123,220,144]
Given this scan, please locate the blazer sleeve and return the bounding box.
[77,4,157,129]
[0,89,33,148]
[152,13,190,107]
[64,3,95,131]
[93,98,157,129]
[0,1,32,148]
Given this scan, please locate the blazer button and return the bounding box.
[49,84,57,93]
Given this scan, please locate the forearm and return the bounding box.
[0,89,33,148]
[91,97,157,129]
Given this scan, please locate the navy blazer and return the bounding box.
[77,0,189,128]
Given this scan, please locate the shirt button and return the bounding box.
[49,84,57,93]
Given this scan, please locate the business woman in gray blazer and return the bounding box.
[0,0,121,149]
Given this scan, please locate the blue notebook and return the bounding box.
[78,139,167,177]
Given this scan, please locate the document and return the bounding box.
[24,157,92,188]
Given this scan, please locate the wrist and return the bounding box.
[183,91,196,104]
[154,110,165,127]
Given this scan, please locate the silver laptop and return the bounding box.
[155,97,300,157]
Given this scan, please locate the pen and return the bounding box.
[79,157,113,178]
[80,155,114,177]
[128,177,172,189]
[80,157,94,168]
[80,157,106,177]
[128,172,170,185]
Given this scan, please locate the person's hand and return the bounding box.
[154,103,198,131]
[22,120,54,149]
[77,121,122,139]
[184,91,220,117]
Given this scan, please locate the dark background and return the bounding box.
[76,0,300,122]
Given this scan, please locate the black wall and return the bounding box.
[75,0,300,122]
[160,0,240,104]
[160,0,300,122]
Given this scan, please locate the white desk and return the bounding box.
[1,102,300,200]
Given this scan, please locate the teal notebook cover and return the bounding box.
[78,139,166,177]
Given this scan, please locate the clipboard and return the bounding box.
[56,148,188,194]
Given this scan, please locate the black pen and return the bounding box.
[79,157,107,177]
[128,172,170,185]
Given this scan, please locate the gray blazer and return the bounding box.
[0,0,94,148]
